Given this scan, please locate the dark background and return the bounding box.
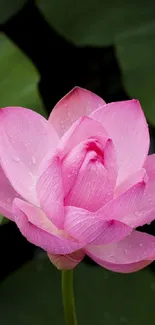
[1,1,155,324]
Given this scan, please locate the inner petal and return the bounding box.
[64,137,118,212]
[65,149,107,211]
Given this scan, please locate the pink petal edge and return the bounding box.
[49,87,106,137]
[98,175,146,222]
[59,116,108,158]
[85,230,155,273]
[85,256,151,273]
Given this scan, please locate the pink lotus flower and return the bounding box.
[1,87,155,272]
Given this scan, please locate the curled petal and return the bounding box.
[85,230,155,273]
[61,140,89,197]
[13,199,84,255]
[115,168,146,197]
[13,198,57,233]
[0,107,59,205]
[47,250,85,270]
[59,116,108,157]
[98,176,146,221]
[49,87,105,137]
[36,152,64,229]
[64,206,132,245]
[123,154,155,227]
[0,165,21,220]
[90,100,149,185]
[65,139,117,210]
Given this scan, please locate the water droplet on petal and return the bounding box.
[135,211,142,217]
[32,156,36,164]
[108,253,115,258]
[13,156,20,162]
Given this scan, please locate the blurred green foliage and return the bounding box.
[37,0,153,46]
[0,215,3,224]
[0,33,45,116]
[116,23,155,126]
[0,256,155,324]
[38,0,155,125]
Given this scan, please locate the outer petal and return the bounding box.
[13,199,85,255]
[47,250,85,270]
[0,165,20,220]
[65,139,117,210]
[64,206,132,245]
[13,198,58,233]
[90,100,149,185]
[98,175,146,221]
[86,258,151,273]
[85,230,155,273]
[122,154,155,227]
[36,152,64,229]
[0,107,59,205]
[49,87,105,137]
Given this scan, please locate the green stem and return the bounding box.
[61,270,77,325]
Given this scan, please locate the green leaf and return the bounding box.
[37,0,155,46]
[0,0,26,24]
[0,34,46,117]
[38,0,155,125]
[0,216,9,225]
[0,215,3,224]
[0,215,9,225]
[0,255,155,324]
[115,23,155,125]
